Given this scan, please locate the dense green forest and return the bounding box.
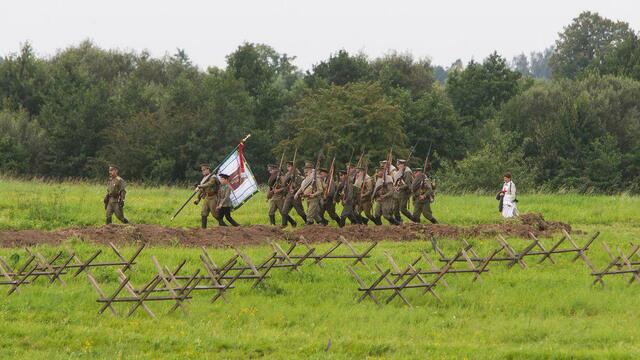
[1,11,639,192]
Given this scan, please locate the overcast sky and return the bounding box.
[2,0,639,71]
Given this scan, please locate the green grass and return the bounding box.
[1,177,638,230]
[0,178,639,358]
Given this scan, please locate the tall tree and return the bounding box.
[550,11,636,79]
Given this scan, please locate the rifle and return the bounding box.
[324,157,335,199]
[268,151,286,200]
[285,146,298,192]
[171,134,251,220]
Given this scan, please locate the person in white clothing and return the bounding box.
[498,172,518,218]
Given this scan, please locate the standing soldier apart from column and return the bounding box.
[393,159,414,223]
[411,167,438,224]
[354,166,375,225]
[337,169,360,226]
[282,161,308,227]
[195,163,221,229]
[295,162,325,225]
[266,164,286,226]
[216,174,240,226]
[373,166,400,225]
[319,168,341,226]
[104,165,129,225]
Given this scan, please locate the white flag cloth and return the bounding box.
[216,149,259,210]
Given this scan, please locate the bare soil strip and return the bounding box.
[0,213,571,248]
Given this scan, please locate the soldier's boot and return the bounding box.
[287,215,297,228]
[394,213,403,224]
[301,214,308,223]
[338,215,347,228]
[106,217,112,225]
[269,215,277,226]
[373,216,383,226]
[217,217,228,226]
[401,209,414,223]
[122,218,130,224]
[349,214,361,225]
[428,217,438,224]
[321,217,329,225]
[228,217,240,227]
[201,216,208,229]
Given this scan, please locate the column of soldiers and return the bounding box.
[103,156,438,228]
[266,157,438,227]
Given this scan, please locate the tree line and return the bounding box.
[0,11,639,193]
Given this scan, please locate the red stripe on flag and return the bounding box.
[238,142,245,173]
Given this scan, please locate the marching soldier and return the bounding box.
[195,163,221,229]
[393,159,414,222]
[319,168,341,226]
[267,164,286,226]
[412,167,438,224]
[373,166,399,225]
[295,162,325,225]
[216,174,240,226]
[354,166,376,225]
[282,161,308,227]
[104,165,129,225]
[337,169,360,226]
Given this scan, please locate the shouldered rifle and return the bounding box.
[324,156,335,199]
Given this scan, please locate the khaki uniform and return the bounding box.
[373,174,396,223]
[321,176,340,225]
[267,172,286,223]
[217,183,239,226]
[393,167,414,222]
[198,175,220,217]
[282,171,307,225]
[354,174,375,223]
[296,173,325,224]
[338,176,359,225]
[105,176,128,224]
[412,173,438,224]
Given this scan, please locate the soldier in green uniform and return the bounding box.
[319,168,341,226]
[216,174,240,226]
[336,169,360,226]
[104,165,129,224]
[267,164,286,226]
[195,163,221,229]
[411,168,438,224]
[393,159,414,223]
[373,166,400,225]
[354,166,376,225]
[282,161,307,227]
[295,162,325,225]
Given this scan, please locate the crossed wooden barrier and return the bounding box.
[0,230,618,316]
[0,243,145,295]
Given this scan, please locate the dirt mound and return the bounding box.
[0,214,572,248]
[519,212,571,233]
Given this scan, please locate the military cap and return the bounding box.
[108,164,119,170]
[304,161,314,169]
[319,168,329,173]
[200,163,211,169]
[379,160,388,166]
[219,173,230,179]
[286,161,294,166]
[397,159,406,164]
[375,167,385,172]
[356,166,366,171]
[338,169,347,175]
[267,164,278,169]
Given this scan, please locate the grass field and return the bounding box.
[0,177,638,230]
[0,178,639,359]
